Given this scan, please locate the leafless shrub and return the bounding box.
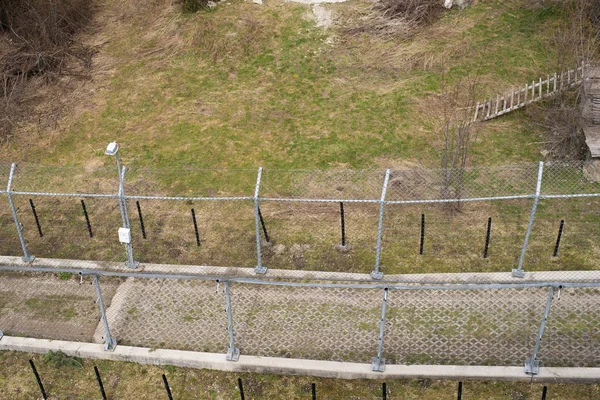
[0,0,96,139]
[346,0,446,38]
[434,78,480,211]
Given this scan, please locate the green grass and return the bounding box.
[2,0,568,173]
[1,351,600,399]
[24,296,82,321]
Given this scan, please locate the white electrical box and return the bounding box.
[118,228,131,244]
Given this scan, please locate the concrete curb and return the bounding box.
[2,336,599,383]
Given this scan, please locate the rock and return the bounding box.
[443,0,471,10]
[583,160,600,182]
[290,244,311,257]
[312,4,333,28]
[252,0,262,4]
[335,242,352,253]
[207,1,217,7]
[273,244,286,255]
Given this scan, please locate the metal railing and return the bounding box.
[0,263,598,375]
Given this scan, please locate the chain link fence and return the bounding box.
[1,266,599,375]
[1,161,600,280]
[1,160,600,376]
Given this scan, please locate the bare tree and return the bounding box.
[436,77,480,210]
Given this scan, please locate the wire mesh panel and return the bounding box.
[384,288,548,365]
[542,161,600,196]
[123,167,257,198]
[381,199,532,276]
[101,278,228,353]
[0,163,20,257]
[526,198,600,272]
[385,164,539,202]
[229,283,381,362]
[9,164,119,195]
[11,195,124,264]
[257,170,384,273]
[127,199,256,267]
[259,202,379,273]
[0,271,117,342]
[260,169,386,200]
[537,287,600,367]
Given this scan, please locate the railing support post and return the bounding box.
[372,169,391,280]
[224,281,240,361]
[6,163,34,262]
[372,288,389,372]
[118,167,138,269]
[525,286,555,375]
[253,167,267,274]
[513,162,544,278]
[93,274,116,351]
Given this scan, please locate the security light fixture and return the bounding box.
[105,141,119,156]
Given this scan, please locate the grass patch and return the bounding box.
[0,351,599,399]
[1,0,567,171]
[43,350,83,369]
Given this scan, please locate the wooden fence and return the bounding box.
[473,64,586,122]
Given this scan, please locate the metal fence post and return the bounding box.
[224,281,240,361]
[118,166,138,269]
[525,286,555,375]
[513,162,544,278]
[253,167,267,274]
[92,274,116,351]
[372,288,389,372]
[372,169,391,280]
[6,163,34,262]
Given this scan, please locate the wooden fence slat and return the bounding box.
[473,64,586,122]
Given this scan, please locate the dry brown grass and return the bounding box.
[345,0,446,38]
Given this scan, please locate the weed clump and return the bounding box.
[182,0,209,13]
[43,350,83,369]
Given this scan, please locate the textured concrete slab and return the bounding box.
[2,336,600,383]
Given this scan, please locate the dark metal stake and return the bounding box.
[257,206,270,243]
[162,374,173,400]
[483,217,492,258]
[94,366,107,400]
[541,386,547,400]
[238,378,245,400]
[81,200,93,238]
[382,382,387,400]
[340,202,346,246]
[553,220,564,257]
[312,382,316,400]
[419,213,425,255]
[136,201,146,239]
[29,199,43,237]
[29,359,47,400]
[191,208,200,247]
[457,381,462,400]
